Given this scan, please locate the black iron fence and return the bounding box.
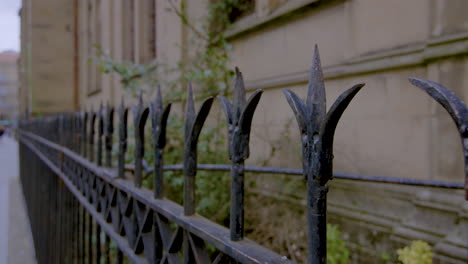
[18,47,468,264]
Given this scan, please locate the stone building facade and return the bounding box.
[0,51,19,121]
[18,0,77,116]
[19,0,468,263]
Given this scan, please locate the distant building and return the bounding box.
[18,0,77,116]
[0,51,18,121]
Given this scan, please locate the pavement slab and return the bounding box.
[0,136,36,264]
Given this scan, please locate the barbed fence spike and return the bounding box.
[132,95,150,187]
[283,45,364,264]
[150,85,172,199]
[183,82,214,216]
[118,97,128,179]
[218,66,263,241]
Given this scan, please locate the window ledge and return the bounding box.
[225,0,321,39]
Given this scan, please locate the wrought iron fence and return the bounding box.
[18,47,468,264]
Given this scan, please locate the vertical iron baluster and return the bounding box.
[96,224,101,264]
[118,98,129,178]
[82,112,88,158]
[69,113,73,150]
[105,235,110,264]
[96,105,104,263]
[149,86,171,262]
[283,45,364,264]
[132,93,150,187]
[218,67,263,241]
[183,84,214,264]
[88,213,93,264]
[81,205,86,264]
[408,77,468,200]
[89,111,96,163]
[59,114,65,146]
[98,104,104,166]
[77,113,82,158]
[73,113,77,150]
[183,83,214,216]
[105,103,114,168]
[103,103,113,264]
[149,85,172,199]
[117,249,123,264]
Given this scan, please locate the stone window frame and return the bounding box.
[226,0,320,39]
[137,0,157,64]
[122,0,157,65]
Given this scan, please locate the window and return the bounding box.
[87,0,102,95]
[122,0,135,62]
[228,0,255,23]
[139,0,157,63]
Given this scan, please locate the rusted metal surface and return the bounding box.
[18,45,468,264]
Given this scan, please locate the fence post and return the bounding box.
[218,68,263,241]
[150,85,172,199]
[283,45,364,264]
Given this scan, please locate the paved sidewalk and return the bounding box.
[0,136,36,264]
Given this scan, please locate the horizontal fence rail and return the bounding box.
[19,46,468,264]
[124,163,465,189]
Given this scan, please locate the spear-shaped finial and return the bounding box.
[104,101,114,167]
[132,93,150,187]
[218,67,263,241]
[185,83,196,139]
[150,85,172,198]
[233,67,247,120]
[183,83,214,215]
[156,84,163,110]
[283,45,364,264]
[118,96,129,178]
[82,111,88,157]
[307,45,326,124]
[89,107,97,162]
[97,102,104,166]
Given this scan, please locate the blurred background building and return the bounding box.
[18,0,76,116]
[17,0,468,263]
[0,51,18,122]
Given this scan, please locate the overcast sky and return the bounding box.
[0,0,21,52]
